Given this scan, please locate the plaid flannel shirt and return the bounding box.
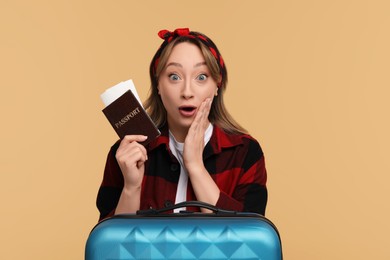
[97,125,267,221]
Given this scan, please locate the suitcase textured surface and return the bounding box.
[86,202,282,260]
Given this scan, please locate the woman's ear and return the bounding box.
[215,87,218,96]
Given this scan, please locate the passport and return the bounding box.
[101,80,160,145]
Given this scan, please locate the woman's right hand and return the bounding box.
[115,135,148,189]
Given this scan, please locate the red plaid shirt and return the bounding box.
[97,125,267,221]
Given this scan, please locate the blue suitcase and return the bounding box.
[85,201,282,260]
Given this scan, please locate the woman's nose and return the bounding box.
[181,80,194,99]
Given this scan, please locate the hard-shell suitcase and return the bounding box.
[85,201,282,260]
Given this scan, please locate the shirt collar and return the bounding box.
[147,124,170,151]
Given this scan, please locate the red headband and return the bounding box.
[158,28,192,42]
[152,28,226,87]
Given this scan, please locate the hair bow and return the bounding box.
[158,28,191,42]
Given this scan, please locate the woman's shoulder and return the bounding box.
[213,125,263,151]
[234,132,263,154]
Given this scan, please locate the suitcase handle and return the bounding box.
[137,201,237,215]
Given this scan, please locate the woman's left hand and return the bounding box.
[183,98,212,172]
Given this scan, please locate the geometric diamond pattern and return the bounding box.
[86,217,282,260]
[154,227,183,258]
[121,227,152,258]
[182,227,213,258]
[105,244,133,260]
[215,226,246,258]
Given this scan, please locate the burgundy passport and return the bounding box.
[102,90,160,145]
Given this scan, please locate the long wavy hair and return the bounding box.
[144,33,247,135]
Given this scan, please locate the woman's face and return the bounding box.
[158,42,218,136]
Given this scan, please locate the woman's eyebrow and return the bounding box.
[194,61,207,67]
[166,62,182,68]
[165,61,206,69]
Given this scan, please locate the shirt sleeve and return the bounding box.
[96,142,124,221]
[215,138,268,215]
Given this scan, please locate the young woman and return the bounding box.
[97,28,268,221]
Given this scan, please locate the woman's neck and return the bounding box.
[168,126,188,143]
[168,121,212,143]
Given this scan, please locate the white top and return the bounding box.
[169,123,214,212]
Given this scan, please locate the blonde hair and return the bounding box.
[144,35,247,135]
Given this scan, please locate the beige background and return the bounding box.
[1,0,389,259]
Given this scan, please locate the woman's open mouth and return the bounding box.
[179,106,197,117]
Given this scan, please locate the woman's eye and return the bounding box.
[197,74,208,81]
[169,74,180,81]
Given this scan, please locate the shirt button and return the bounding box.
[170,164,179,172]
[164,200,173,207]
